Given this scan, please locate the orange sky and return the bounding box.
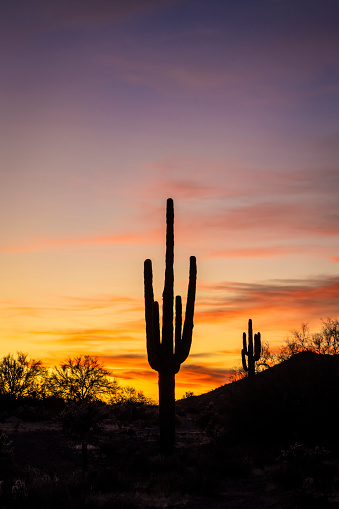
[1,0,338,399]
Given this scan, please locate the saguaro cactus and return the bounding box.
[144,198,197,455]
[242,319,261,379]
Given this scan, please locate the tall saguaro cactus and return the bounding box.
[144,198,197,455]
[242,319,261,379]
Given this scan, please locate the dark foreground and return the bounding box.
[1,352,339,508]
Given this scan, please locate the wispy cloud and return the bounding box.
[197,275,339,325]
[1,295,144,319]
[0,229,161,253]
[209,244,339,262]
[177,363,229,390]
[200,201,339,239]
[95,13,339,103]
[128,163,339,247]
[0,0,178,49]
[30,324,145,345]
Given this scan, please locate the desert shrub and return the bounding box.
[58,400,107,439]
[182,391,194,399]
[274,442,335,500]
[15,404,48,422]
[0,431,13,459]
[110,386,155,406]
[111,386,156,423]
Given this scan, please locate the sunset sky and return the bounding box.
[1,0,339,399]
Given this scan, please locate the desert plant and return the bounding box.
[47,355,119,402]
[0,352,46,398]
[182,391,194,399]
[58,400,106,438]
[144,198,197,454]
[242,319,261,379]
[58,400,107,472]
[278,319,339,360]
[230,341,274,382]
[0,430,13,460]
[278,323,311,361]
[110,386,155,406]
[320,317,339,354]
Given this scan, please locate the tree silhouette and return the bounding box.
[47,355,118,401]
[0,352,46,398]
[278,319,339,361]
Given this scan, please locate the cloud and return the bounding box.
[177,363,229,389]
[196,275,339,324]
[94,7,339,103]
[33,324,144,342]
[127,162,339,249]
[202,201,339,238]
[99,355,230,392]
[209,244,339,262]
[210,246,305,259]
[0,0,178,49]
[61,295,143,312]
[139,162,220,200]
[40,0,177,28]
[0,229,161,253]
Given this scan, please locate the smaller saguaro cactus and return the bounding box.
[242,319,261,379]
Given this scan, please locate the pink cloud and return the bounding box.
[209,244,339,261]
[126,164,339,247]
[0,229,161,253]
[196,276,339,326]
[177,363,229,389]
[210,246,302,259]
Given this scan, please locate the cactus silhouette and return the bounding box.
[144,198,197,455]
[242,319,261,379]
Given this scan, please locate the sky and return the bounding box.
[1,0,339,399]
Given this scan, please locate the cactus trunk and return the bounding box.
[159,371,175,455]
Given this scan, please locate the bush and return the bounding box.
[58,400,107,438]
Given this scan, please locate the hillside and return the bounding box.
[178,351,339,446]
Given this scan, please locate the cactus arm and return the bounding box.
[150,301,161,371]
[242,347,248,372]
[162,198,174,357]
[242,331,247,354]
[254,332,261,361]
[144,259,161,371]
[178,256,197,364]
[175,295,182,355]
[144,258,154,354]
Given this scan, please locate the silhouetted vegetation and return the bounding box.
[278,319,339,361]
[144,198,197,455]
[0,341,339,507]
[241,318,261,379]
[0,352,46,398]
[47,355,119,402]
